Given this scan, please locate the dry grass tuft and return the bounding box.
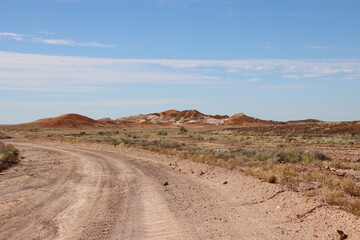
[331,160,360,171]
[0,143,19,171]
[0,132,11,139]
[323,189,347,206]
[14,126,360,216]
[342,178,360,197]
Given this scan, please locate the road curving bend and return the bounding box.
[0,142,186,240]
[0,141,359,240]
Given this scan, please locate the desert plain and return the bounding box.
[0,109,359,240]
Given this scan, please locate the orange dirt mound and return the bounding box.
[159,109,181,117]
[97,118,117,124]
[224,113,269,125]
[33,114,101,128]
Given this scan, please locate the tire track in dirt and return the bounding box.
[1,141,359,240]
[0,142,184,240]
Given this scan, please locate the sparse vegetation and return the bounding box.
[0,132,11,139]
[10,124,360,216]
[179,126,188,134]
[157,130,168,136]
[0,143,19,171]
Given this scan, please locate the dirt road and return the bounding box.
[0,141,359,240]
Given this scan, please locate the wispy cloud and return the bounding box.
[247,78,261,82]
[218,10,344,19]
[263,42,278,50]
[36,38,115,48]
[220,9,243,17]
[36,31,56,35]
[261,84,313,90]
[0,51,359,93]
[155,0,199,4]
[0,32,115,48]
[307,45,360,52]
[0,98,201,107]
[0,32,24,41]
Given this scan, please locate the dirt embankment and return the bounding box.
[0,140,359,239]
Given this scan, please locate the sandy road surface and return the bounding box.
[0,141,359,240]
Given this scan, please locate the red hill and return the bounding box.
[31,114,103,128]
[223,113,270,125]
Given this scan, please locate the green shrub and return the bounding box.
[179,126,188,134]
[0,132,11,139]
[212,148,330,164]
[0,143,19,171]
[157,130,168,136]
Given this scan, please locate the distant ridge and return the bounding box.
[8,109,358,130]
[2,110,359,135]
[115,109,231,126]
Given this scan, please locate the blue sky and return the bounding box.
[0,0,359,123]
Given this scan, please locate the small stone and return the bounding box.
[337,230,348,240]
[163,181,169,186]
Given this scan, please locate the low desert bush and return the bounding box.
[179,126,188,134]
[323,189,347,206]
[157,130,168,136]
[0,143,19,171]
[347,198,360,216]
[342,178,360,197]
[214,148,330,165]
[322,188,360,215]
[0,132,11,139]
[331,160,360,171]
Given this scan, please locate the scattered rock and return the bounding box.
[337,230,348,240]
[163,181,169,186]
[223,181,228,185]
[335,172,346,177]
[199,171,205,176]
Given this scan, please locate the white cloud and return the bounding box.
[37,31,56,35]
[282,74,303,79]
[0,51,220,92]
[263,42,278,50]
[261,84,313,90]
[0,51,359,92]
[307,45,331,50]
[0,99,201,107]
[342,75,360,80]
[0,32,115,48]
[247,78,261,82]
[37,38,115,48]
[0,32,24,41]
[307,45,360,52]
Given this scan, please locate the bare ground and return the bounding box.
[0,140,359,240]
